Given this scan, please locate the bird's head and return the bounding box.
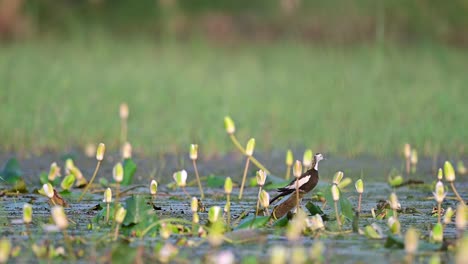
[313,153,324,170]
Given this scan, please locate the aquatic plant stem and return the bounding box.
[105,203,110,224]
[114,183,121,221]
[121,117,127,146]
[113,224,121,241]
[78,160,102,202]
[295,179,300,211]
[334,200,342,230]
[192,213,198,237]
[181,187,191,200]
[226,194,231,232]
[357,193,362,214]
[192,160,204,199]
[250,186,263,228]
[285,165,291,180]
[437,202,441,224]
[63,229,75,260]
[238,158,250,200]
[405,158,410,175]
[229,134,270,174]
[450,182,466,206]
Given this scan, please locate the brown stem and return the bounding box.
[78,160,102,202]
[113,224,120,241]
[334,201,342,230]
[192,160,204,199]
[106,203,110,224]
[295,178,300,211]
[238,158,250,200]
[251,186,263,228]
[229,134,270,174]
[226,194,231,232]
[406,158,410,175]
[437,202,441,224]
[357,193,362,214]
[450,182,466,205]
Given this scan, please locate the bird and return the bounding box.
[269,153,324,204]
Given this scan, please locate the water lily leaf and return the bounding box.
[0,158,27,192]
[384,234,404,248]
[272,215,289,227]
[236,215,270,229]
[206,175,225,188]
[61,174,75,191]
[305,201,324,216]
[121,158,137,186]
[39,172,48,185]
[364,224,383,239]
[123,194,148,226]
[340,197,354,220]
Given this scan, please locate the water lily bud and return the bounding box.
[193,213,199,224]
[113,163,124,183]
[208,206,221,223]
[259,190,270,208]
[456,203,466,231]
[150,180,158,196]
[444,161,455,182]
[212,250,235,264]
[457,160,467,175]
[302,149,313,168]
[122,142,132,159]
[160,223,171,240]
[51,206,68,230]
[48,162,61,181]
[115,207,127,224]
[456,236,468,264]
[269,245,287,264]
[388,174,404,187]
[291,247,306,264]
[437,168,443,180]
[431,223,443,242]
[309,214,325,231]
[245,138,255,156]
[191,197,198,213]
[43,183,54,198]
[389,192,399,210]
[330,184,340,201]
[103,188,112,203]
[119,103,129,119]
[286,150,293,166]
[410,150,418,165]
[355,179,364,194]
[443,207,454,224]
[96,143,105,161]
[60,174,75,191]
[173,170,188,187]
[65,159,74,174]
[332,171,343,185]
[23,203,33,224]
[387,216,401,234]
[433,181,446,203]
[224,116,235,134]
[224,177,233,194]
[404,143,411,159]
[404,228,418,255]
[189,144,198,160]
[293,160,302,178]
[338,178,352,189]
[0,238,11,263]
[256,170,267,186]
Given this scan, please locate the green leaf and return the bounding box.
[384,234,404,248]
[61,174,76,191]
[0,158,27,192]
[206,175,225,188]
[363,224,383,239]
[272,215,289,227]
[305,201,324,216]
[123,194,149,226]
[236,215,270,229]
[121,158,137,186]
[340,197,354,220]
[39,172,48,185]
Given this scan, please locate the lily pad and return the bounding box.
[0,158,27,192]
[206,175,226,188]
[121,158,137,186]
[123,194,149,226]
[236,215,270,229]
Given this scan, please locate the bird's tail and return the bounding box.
[269,193,283,205]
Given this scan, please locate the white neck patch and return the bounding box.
[314,160,320,170]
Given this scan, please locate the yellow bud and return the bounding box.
[259,190,270,208]
[456,203,466,231]
[404,143,411,158]
[444,161,455,182]
[122,142,132,159]
[404,227,418,255]
[245,138,255,156]
[456,236,468,264]
[224,177,233,194]
[193,213,199,224]
[42,183,54,199]
[0,238,11,263]
[160,223,171,240]
[119,103,129,119]
[410,150,418,164]
[191,197,198,213]
[337,177,352,189]
[189,144,198,160]
[208,206,221,223]
[51,206,68,230]
[387,216,400,234]
[431,223,443,242]
[150,180,158,196]
[331,185,340,201]
[173,170,187,187]
[355,179,364,194]
[224,116,235,134]
[437,168,443,181]
[115,207,127,224]
[48,162,61,181]
[389,192,399,210]
[256,170,267,186]
[103,188,112,203]
[293,160,302,178]
[286,150,293,166]
[23,203,33,224]
[113,162,124,183]
[96,143,105,161]
[302,149,313,168]
[332,171,344,185]
[269,245,287,264]
[443,207,454,224]
[433,181,446,203]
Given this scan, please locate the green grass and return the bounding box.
[1,38,467,156]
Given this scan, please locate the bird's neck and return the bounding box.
[314,160,320,171]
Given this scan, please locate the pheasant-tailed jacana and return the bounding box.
[269,153,324,204]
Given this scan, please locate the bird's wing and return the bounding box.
[277,175,311,192]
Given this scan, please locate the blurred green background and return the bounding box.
[1,0,467,156]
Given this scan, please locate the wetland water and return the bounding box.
[0,151,466,263]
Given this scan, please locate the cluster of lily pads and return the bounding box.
[0,108,467,263]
